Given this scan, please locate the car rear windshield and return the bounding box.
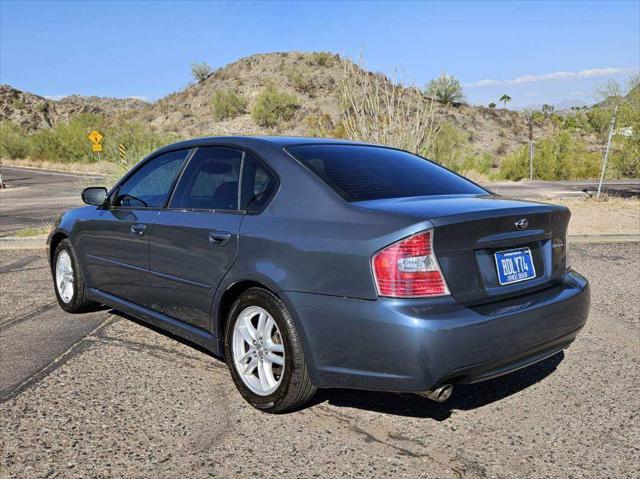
[286,144,487,202]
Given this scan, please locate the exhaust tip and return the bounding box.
[420,384,453,402]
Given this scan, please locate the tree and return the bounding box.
[488,102,497,109]
[499,94,511,109]
[425,73,464,104]
[191,62,212,82]
[541,103,554,118]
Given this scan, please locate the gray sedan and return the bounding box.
[48,137,590,412]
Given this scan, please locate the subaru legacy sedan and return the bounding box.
[49,137,589,412]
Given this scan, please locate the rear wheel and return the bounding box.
[224,288,316,413]
[53,239,98,313]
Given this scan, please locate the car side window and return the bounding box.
[114,149,189,208]
[241,154,277,212]
[170,147,242,210]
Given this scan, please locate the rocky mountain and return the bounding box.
[0,52,603,159]
[0,84,147,130]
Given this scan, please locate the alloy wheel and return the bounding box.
[55,250,75,303]
[232,306,285,396]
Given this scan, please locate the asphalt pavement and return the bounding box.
[0,244,638,478]
[0,166,101,237]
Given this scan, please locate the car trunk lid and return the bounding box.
[354,194,570,304]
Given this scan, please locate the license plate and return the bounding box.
[494,248,536,285]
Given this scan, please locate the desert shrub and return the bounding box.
[307,52,334,67]
[462,153,493,176]
[0,121,32,159]
[422,122,470,171]
[252,85,299,127]
[499,131,601,180]
[29,113,104,163]
[609,135,639,178]
[586,107,611,134]
[1,114,180,177]
[425,73,464,104]
[496,141,508,155]
[212,90,247,121]
[285,65,314,93]
[11,98,25,110]
[340,58,439,154]
[191,62,212,82]
[304,113,346,138]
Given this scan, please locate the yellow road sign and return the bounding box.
[87,130,103,144]
[92,143,103,153]
[118,143,126,160]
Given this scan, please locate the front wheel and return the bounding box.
[52,239,98,313]
[224,288,317,413]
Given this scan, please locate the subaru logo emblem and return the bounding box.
[515,218,529,231]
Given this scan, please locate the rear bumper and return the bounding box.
[285,271,589,392]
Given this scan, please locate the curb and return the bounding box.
[0,234,638,251]
[0,235,48,250]
[567,234,640,243]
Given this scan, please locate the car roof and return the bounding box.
[155,135,370,153]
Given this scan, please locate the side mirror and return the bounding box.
[82,187,108,206]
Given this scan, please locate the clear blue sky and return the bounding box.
[1,0,638,108]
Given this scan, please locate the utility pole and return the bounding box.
[528,118,534,181]
[597,104,619,199]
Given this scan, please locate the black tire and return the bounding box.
[52,239,99,313]
[224,287,317,413]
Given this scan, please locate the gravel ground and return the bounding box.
[1,244,639,478]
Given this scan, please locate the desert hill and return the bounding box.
[0,52,604,159]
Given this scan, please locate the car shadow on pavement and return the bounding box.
[312,353,565,421]
[111,310,563,420]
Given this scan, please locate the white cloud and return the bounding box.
[129,95,149,102]
[464,67,637,88]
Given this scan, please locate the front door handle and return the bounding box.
[130,224,146,236]
[209,231,231,246]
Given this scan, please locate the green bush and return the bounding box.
[285,66,314,93]
[610,135,639,178]
[423,122,470,171]
[29,113,104,163]
[307,52,334,67]
[191,62,212,82]
[252,85,299,127]
[586,107,611,134]
[0,122,32,159]
[462,153,493,175]
[425,74,464,104]
[0,114,180,176]
[499,131,601,180]
[212,90,247,121]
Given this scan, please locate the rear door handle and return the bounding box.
[208,231,231,246]
[130,224,146,236]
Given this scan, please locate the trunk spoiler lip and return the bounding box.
[429,204,569,226]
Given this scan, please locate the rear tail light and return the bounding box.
[372,230,450,298]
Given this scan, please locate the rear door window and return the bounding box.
[286,144,487,202]
[170,147,242,210]
[240,154,277,212]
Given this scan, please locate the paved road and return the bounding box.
[485,179,640,199]
[0,166,103,237]
[1,244,638,478]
